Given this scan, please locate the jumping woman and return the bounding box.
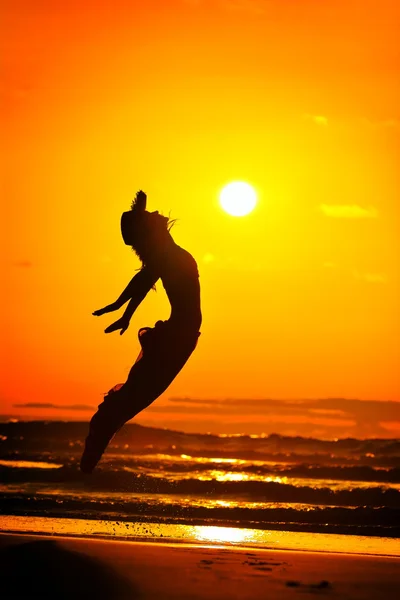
[80,191,202,473]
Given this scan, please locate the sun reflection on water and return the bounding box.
[0,460,63,469]
[192,526,255,544]
[1,516,399,557]
[197,471,250,482]
[179,454,246,465]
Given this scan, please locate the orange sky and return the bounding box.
[1,0,399,435]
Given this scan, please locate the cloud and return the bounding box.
[354,271,388,284]
[152,397,400,438]
[202,253,215,264]
[313,116,328,126]
[222,0,266,14]
[181,0,266,13]
[361,117,400,130]
[13,260,33,268]
[166,397,400,419]
[138,416,358,437]
[319,204,378,219]
[304,114,328,126]
[14,403,94,411]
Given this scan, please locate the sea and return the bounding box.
[1,420,399,555]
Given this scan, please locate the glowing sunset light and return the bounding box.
[219,181,257,216]
[193,526,253,544]
[2,0,399,429]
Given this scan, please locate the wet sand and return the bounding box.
[1,532,400,599]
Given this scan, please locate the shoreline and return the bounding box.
[1,531,400,559]
[1,515,399,557]
[1,532,400,600]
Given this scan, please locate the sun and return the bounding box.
[219,181,257,217]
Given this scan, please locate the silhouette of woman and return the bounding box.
[80,191,202,473]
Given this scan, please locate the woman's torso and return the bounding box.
[156,243,202,333]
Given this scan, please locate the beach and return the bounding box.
[1,420,399,597]
[1,531,400,599]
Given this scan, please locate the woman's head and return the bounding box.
[121,191,174,263]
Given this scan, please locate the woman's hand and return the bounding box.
[104,317,130,335]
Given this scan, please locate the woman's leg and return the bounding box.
[80,338,196,473]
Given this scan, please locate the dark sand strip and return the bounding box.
[1,533,400,599]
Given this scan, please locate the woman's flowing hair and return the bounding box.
[127,192,178,266]
[131,215,177,266]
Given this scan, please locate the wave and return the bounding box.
[2,421,399,538]
[1,464,400,508]
[1,421,399,467]
[3,451,400,486]
[1,489,399,538]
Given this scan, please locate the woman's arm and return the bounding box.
[93,268,159,317]
[116,268,157,308]
[102,267,159,335]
